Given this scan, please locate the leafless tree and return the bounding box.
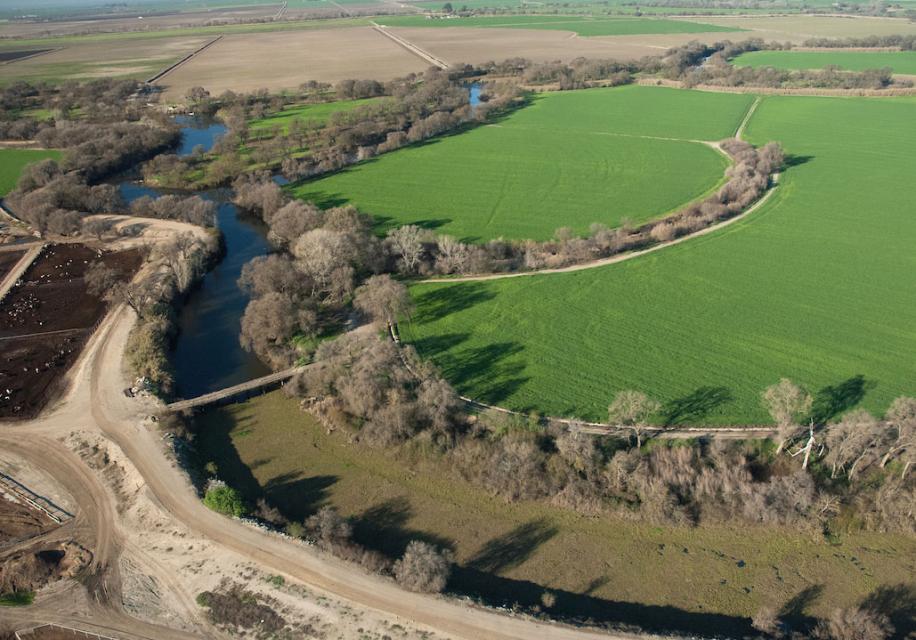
[353,274,413,326]
[823,409,881,480]
[751,606,783,638]
[762,379,812,454]
[386,225,425,274]
[393,540,453,593]
[83,262,120,297]
[82,217,113,240]
[883,397,915,478]
[435,235,471,274]
[608,390,660,448]
[813,606,892,640]
[305,506,353,546]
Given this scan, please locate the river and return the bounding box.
[116,116,270,399]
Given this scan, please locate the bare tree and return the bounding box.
[82,217,112,240]
[823,410,881,480]
[83,262,120,297]
[882,397,915,478]
[762,379,812,454]
[305,506,352,546]
[393,540,453,593]
[751,606,783,638]
[435,235,471,274]
[387,225,425,274]
[608,390,660,448]
[353,274,413,326]
[813,606,892,640]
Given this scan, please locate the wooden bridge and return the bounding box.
[164,365,308,413]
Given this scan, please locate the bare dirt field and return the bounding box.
[159,27,430,100]
[0,244,140,420]
[0,6,282,40]
[0,248,25,280]
[386,27,747,65]
[679,15,916,42]
[0,35,211,85]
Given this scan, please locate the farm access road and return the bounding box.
[0,220,665,639]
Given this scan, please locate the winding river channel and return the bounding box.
[116,116,269,399]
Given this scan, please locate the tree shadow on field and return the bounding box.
[809,374,874,424]
[779,583,823,630]
[783,154,813,169]
[351,496,455,558]
[411,283,496,322]
[467,518,558,574]
[861,584,916,639]
[437,340,529,405]
[292,188,349,209]
[263,474,338,524]
[661,386,734,425]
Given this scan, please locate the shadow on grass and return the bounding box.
[862,584,916,639]
[449,568,760,638]
[437,341,529,406]
[809,374,875,424]
[662,386,734,425]
[194,406,337,521]
[411,283,497,322]
[783,154,813,169]
[351,496,455,557]
[468,519,558,574]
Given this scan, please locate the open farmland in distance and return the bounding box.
[0,149,62,196]
[0,35,212,85]
[193,390,916,629]
[375,15,739,36]
[734,49,916,75]
[679,15,916,41]
[402,93,916,424]
[293,85,752,241]
[159,28,426,101]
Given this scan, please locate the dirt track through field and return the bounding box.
[146,35,223,84]
[372,23,449,69]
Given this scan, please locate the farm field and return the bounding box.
[734,49,916,75]
[401,93,916,424]
[679,15,916,42]
[193,390,916,632]
[0,35,211,86]
[385,26,746,65]
[159,28,426,101]
[375,14,739,35]
[0,149,62,196]
[293,85,751,240]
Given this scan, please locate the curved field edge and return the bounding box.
[193,391,916,628]
[401,94,916,425]
[291,86,755,242]
[733,49,916,75]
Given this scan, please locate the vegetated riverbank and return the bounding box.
[191,390,916,638]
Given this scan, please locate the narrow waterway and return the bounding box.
[116,117,270,399]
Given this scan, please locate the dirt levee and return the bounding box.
[0,244,140,419]
[383,27,747,65]
[160,27,428,100]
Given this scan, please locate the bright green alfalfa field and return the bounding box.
[375,14,739,36]
[293,85,754,241]
[733,49,916,75]
[0,148,61,196]
[401,92,916,425]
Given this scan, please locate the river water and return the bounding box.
[116,117,270,399]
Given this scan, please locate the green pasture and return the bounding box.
[402,94,916,424]
[0,148,61,196]
[376,14,738,35]
[250,97,386,134]
[192,390,916,626]
[293,85,752,240]
[733,49,916,75]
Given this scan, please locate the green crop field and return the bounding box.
[0,148,61,196]
[250,97,386,134]
[734,49,916,75]
[293,85,753,241]
[376,14,738,35]
[193,391,916,628]
[401,93,916,425]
